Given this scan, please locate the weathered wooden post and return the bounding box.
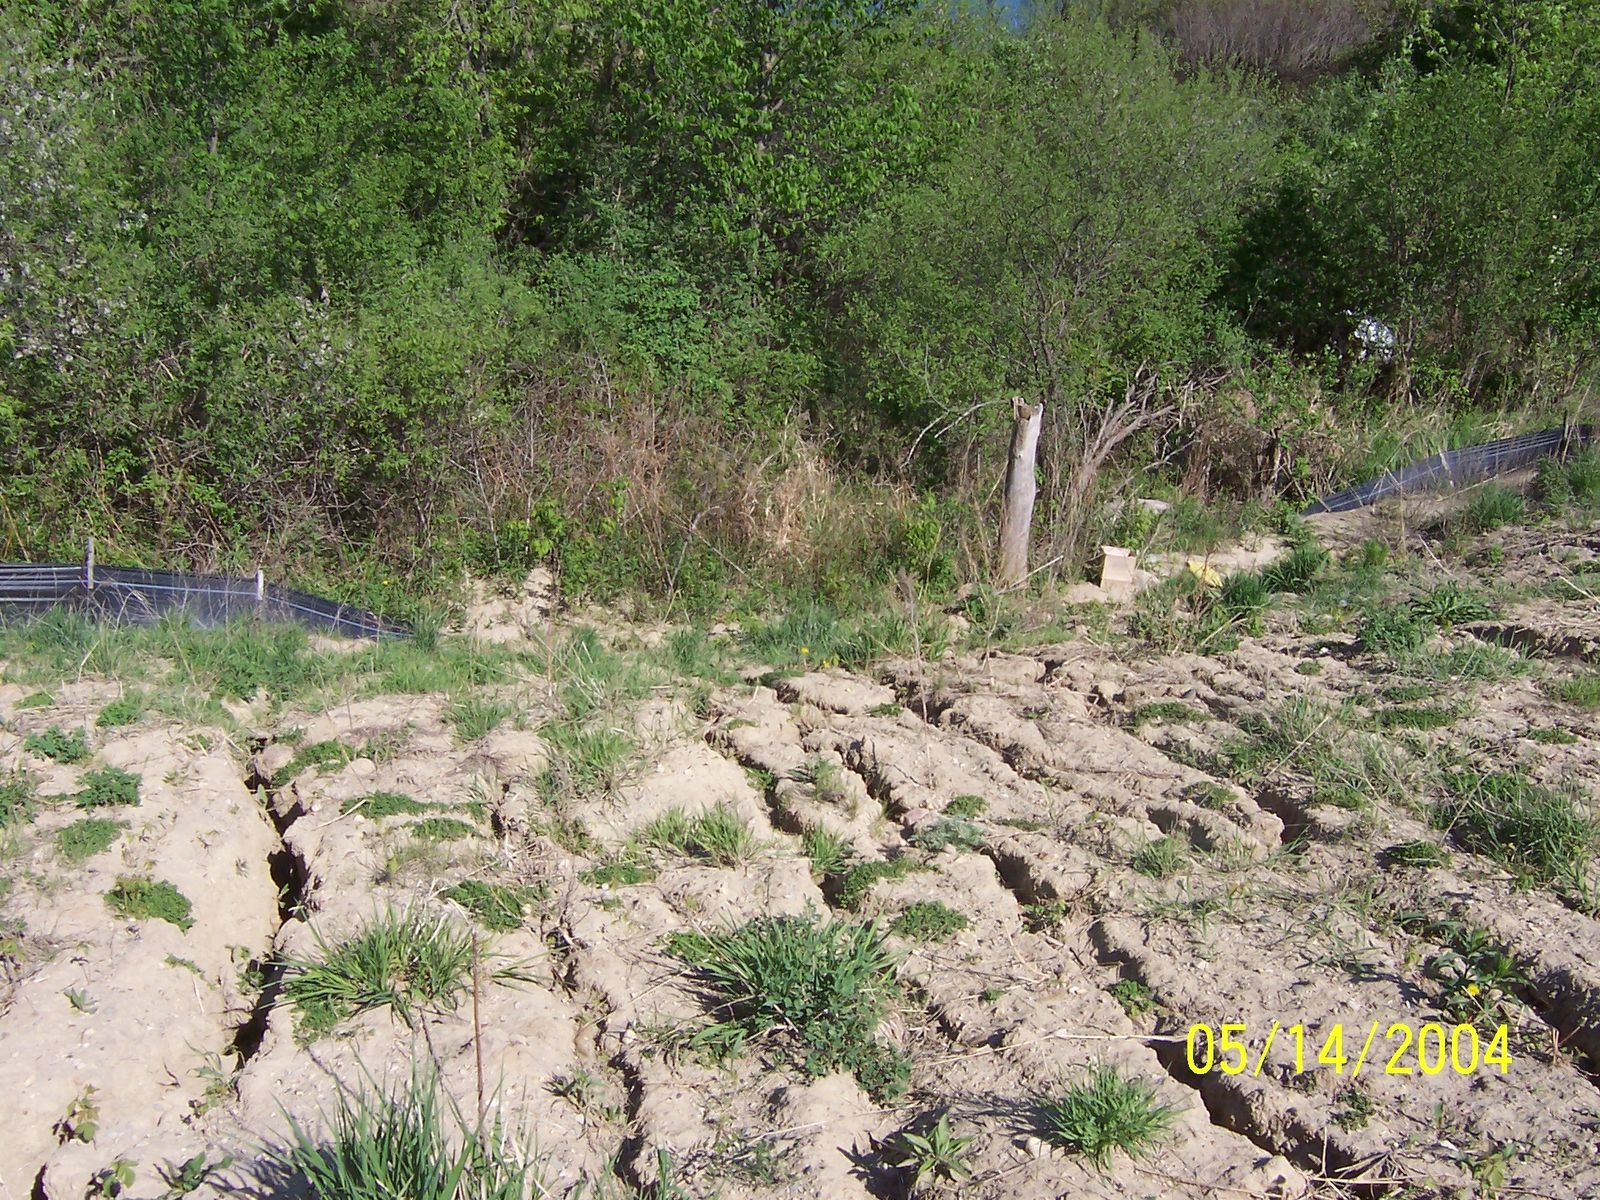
[84,538,95,592]
[998,396,1043,589]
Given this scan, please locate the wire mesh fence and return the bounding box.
[0,548,409,638]
[1302,423,1598,515]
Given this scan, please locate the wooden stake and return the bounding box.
[84,538,95,592]
[998,397,1044,589]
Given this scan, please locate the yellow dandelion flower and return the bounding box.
[1466,983,1481,996]
[799,646,810,655]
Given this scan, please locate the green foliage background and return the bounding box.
[2,0,1596,610]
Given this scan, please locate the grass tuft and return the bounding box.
[282,908,508,1040]
[58,818,127,863]
[1433,766,1596,884]
[440,881,539,932]
[267,1065,545,1200]
[1037,1068,1179,1169]
[341,792,431,819]
[25,725,90,764]
[835,857,930,912]
[106,876,194,930]
[888,900,968,942]
[449,697,512,742]
[669,911,905,1096]
[1545,669,1600,711]
[96,693,146,728]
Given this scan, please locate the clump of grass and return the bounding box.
[889,900,968,942]
[539,723,634,802]
[636,804,762,866]
[1434,766,1597,884]
[908,817,984,853]
[58,818,126,863]
[408,817,478,843]
[17,691,52,709]
[24,725,90,764]
[1546,669,1600,711]
[669,912,905,1096]
[440,881,538,932]
[282,909,497,1039]
[943,794,987,819]
[1382,839,1450,869]
[273,740,356,787]
[342,792,431,819]
[1371,704,1464,731]
[267,1065,545,1200]
[835,857,930,912]
[1360,604,1430,658]
[1462,484,1525,532]
[449,697,512,742]
[75,766,141,808]
[1262,542,1329,594]
[801,827,853,880]
[788,755,853,808]
[1129,701,1208,728]
[1036,1068,1179,1169]
[1131,835,1186,879]
[582,858,657,887]
[1412,582,1498,629]
[96,693,146,728]
[1525,725,1578,745]
[1536,447,1600,508]
[106,876,194,931]
[1107,977,1157,1017]
[1180,781,1233,811]
[0,773,37,827]
[1219,570,1271,633]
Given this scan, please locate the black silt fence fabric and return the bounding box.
[0,565,409,638]
[1303,425,1598,516]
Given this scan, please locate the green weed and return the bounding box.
[1262,542,1328,594]
[1107,977,1157,1017]
[58,818,126,863]
[449,696,512,742]
[1129,701,1208,727]
[1131,835,1186,879]
[1434,766,1596,884]
[106,876,194,931]
[1546,669,1600,711]
[440,881,538,932]
[0,773,37,827]
[908,817,984,853]
[25,725,90,764]
[668,912,904,1097]
[17,691,52,709]
[408,817,478,842]
[1331,1084,1376,1132]
[835,857,929,912]
[582,858,657,887]
[341,792,430,818]
[943,794,987,819]
[890,1113,973,1193]
[1180,781,1233,810]
[1412,582,1498,629]
[1462,485,1524,532]
[801,827,853,880]
[889,900,968,941]
[273,740,355,787]
[539,723,634,802]
[1036,1068,1179,1169]
[282,908,510,1039]
[1525,725,1577,745]
[96,693,146,728]
[1382,839,1450,869]
[267,1065,544,1200]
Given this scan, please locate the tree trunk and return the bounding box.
[998,397,1043,589]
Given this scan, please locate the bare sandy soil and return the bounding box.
[2,501,1598,1200]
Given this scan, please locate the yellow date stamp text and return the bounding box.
[1185,1021,1511,1078]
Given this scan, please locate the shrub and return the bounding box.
[105,877,194,931]
[1037,1068,1179,1169]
